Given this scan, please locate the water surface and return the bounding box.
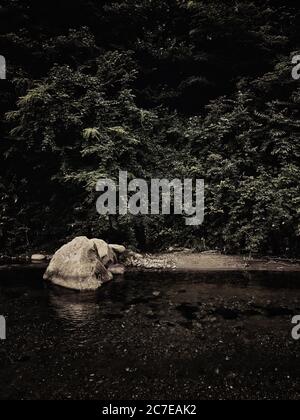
[0,267,300,400]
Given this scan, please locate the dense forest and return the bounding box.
[0,0,299,256]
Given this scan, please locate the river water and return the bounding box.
[0,266,300,400]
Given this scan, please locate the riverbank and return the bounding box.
[125,251,300,272]
[1,250,300,273]
[0,254,52,266]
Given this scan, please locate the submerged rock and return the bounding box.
[108,264,125,276]
[43,237,111,291]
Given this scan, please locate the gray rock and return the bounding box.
[31,254,46,263]
[109,244,126,254]
[107,270,114,281]
[91,238,110,259]
[43,237,111,291]
[108,264,125,276]
[91,239,116,267]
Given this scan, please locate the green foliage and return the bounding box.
[0,1,299,255]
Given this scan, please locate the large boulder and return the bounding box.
[43,237,111,291]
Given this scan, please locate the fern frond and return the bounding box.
[82,128,101,140]
[18,85,51,106]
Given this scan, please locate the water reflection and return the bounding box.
[49,289,99,324]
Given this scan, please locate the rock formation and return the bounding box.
[43,237,125,291]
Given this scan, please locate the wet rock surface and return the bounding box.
[108,264,126,276]
[0,268,300,400]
